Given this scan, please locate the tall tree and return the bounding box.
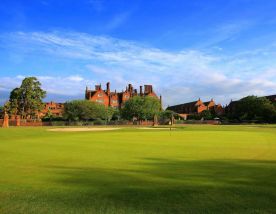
[8,77,46,119]
[121,96,161,121]
[121,96,144,121]
[8,88,20,115]
[142,96,162,120]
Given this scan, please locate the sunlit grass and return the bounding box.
[0,125,276,213]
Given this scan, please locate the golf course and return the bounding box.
[0,125,276,214]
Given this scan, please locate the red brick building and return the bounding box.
[39,101,64,118]
[167,98,224,119]
[85,82,161,108]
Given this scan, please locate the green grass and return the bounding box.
[0,125,276,214]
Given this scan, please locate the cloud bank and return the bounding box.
[1,31,276,106]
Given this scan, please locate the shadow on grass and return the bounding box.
[38,159,276,213]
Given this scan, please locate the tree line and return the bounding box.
[1,77,275,123]
[0,77,165,123]
[226,96,276,123]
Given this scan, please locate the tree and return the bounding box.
[121,96,144,121]
[231,96,276,122]
[142,96,162,120]
[7,77,46,119]
[63,100,110,121]
[0,106,4,118]
[112,108,121,121]
[200,110,214,120]
[104,107,116,122]
[121,96,161,121]
[8,88,20,115]
[159,110,176,124]
[160,110,175,119]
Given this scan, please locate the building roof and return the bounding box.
[167,100,198,110]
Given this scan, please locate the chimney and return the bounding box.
[95,85,101,90]
[106,82,110,94]
[140,86,143,95]
[144,85,152,94]
[128,84,132,92]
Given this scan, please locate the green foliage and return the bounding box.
[0,106,3,118]
[159,110,176,124]
[103,107,116,122]
[200,110,214,120]
[121,96,161,120]
[231,96,276,122]
[8,88,20,115]
[159,110,175,119]
[42,110,64,122]
[7,77,46,118]
[63,100,115,122]
[112,108,121,120]
[121,96,144,120]
[93,118,106,125]
[142,96,162,120]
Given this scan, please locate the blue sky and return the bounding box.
[0,0,276,106]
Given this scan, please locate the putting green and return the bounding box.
[0,125,276,213]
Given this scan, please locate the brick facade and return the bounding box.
[85,82,161,108]
[39,101,64,118]
[167,98,224,117]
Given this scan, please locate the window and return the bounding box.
[96,99,104,103]
[125,95,129,99]
[112,100,117,104]
[98,93,103,97]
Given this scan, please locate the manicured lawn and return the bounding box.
[0,125,276,213]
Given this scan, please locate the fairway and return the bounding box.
[0,125,276,214]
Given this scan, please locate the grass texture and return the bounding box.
[0,125,276,213]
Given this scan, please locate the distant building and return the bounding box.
[85,82,161,108]
[167,98,224,119]
[40,102,64,118]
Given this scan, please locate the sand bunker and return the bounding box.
[48,127,121,132]
[138,127,176,130]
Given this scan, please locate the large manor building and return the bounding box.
[85,82,161,108]
[39,82,160,118]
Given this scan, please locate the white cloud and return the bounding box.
[1,31,276,106]
[0,75,91,97]
[16,75,25,79]
[86,64,108,74]
[66,75,84,82]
